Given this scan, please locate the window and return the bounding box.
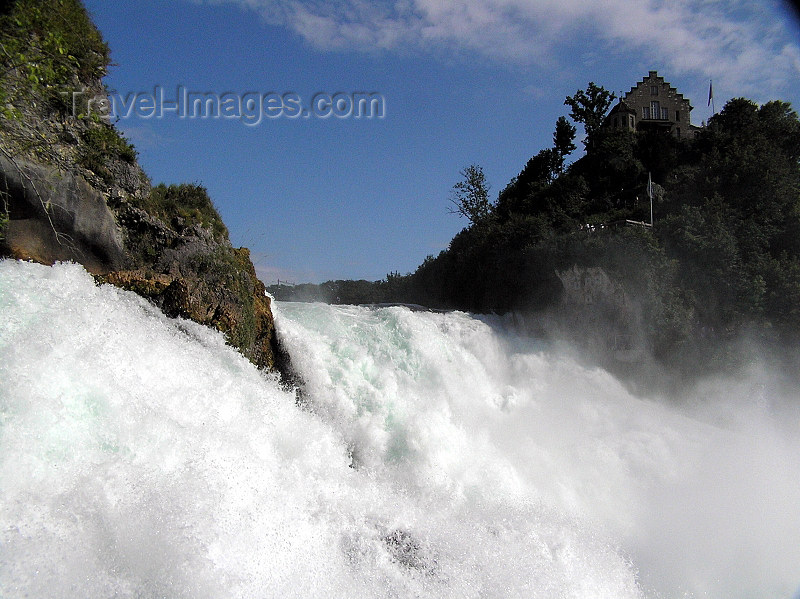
[676,127,681,138]
[661,107,669,120]
[676,110,681,121]
[651,85,659,96]
[630,115,634,127]
[643,106,650,119]
[651,101,660,119]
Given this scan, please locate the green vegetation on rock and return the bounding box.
[78,121,137,182]
[0,0,109,111]
[140,183,229,240]
[1,0,136,178]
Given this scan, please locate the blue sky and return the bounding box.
[82,0,800,284]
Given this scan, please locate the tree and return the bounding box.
[448,164,491,225]
[564,82,616,148]
[553,116,577,173]
[494,149,558,221]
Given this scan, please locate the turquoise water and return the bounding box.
[1,260,798,598]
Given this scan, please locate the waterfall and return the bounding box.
[1,260,798,598]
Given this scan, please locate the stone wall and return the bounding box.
[624,71,694,138]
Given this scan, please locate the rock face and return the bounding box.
[0,154,281,370]
[555,265,645,362]
[100,263,278,370]
[98,231,280,371]
[0,0,281,371]
[0,154,124,273]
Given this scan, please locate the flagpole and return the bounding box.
[648,172,653,226]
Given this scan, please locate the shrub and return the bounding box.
[141,183,229,239]
[0,0,110,91]
[78,123,137,182]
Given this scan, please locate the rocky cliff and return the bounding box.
[0,0,281,371]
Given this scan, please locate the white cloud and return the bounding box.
[198,0,800,98]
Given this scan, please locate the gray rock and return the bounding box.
[0,154,124,273]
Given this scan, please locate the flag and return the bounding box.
[708,80,713,107]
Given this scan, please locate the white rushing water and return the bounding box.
[1,260,799,599]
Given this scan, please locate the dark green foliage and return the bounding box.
[266,270,424,305]
[495,149,561,221]
[564,82,616,148]
[553,116,577,173]
[659,201,746,329]
[140,183,229,239]
[573,128,645,220]
[655,97,800,340]
[448,164,491,225]
[400,90,800,373]
[635,128,683,183]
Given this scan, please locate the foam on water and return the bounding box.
[1,260,798,598]
[0,261,638,598]
[275,296,800,599]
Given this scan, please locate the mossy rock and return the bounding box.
[98,247,277,370]
[137,183,229,240]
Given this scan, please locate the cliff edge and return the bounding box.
[0,0,281,370]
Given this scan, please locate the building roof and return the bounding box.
[626,70,693,111]
[608,98,636,115]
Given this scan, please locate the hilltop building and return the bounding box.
[605,71,701,139]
